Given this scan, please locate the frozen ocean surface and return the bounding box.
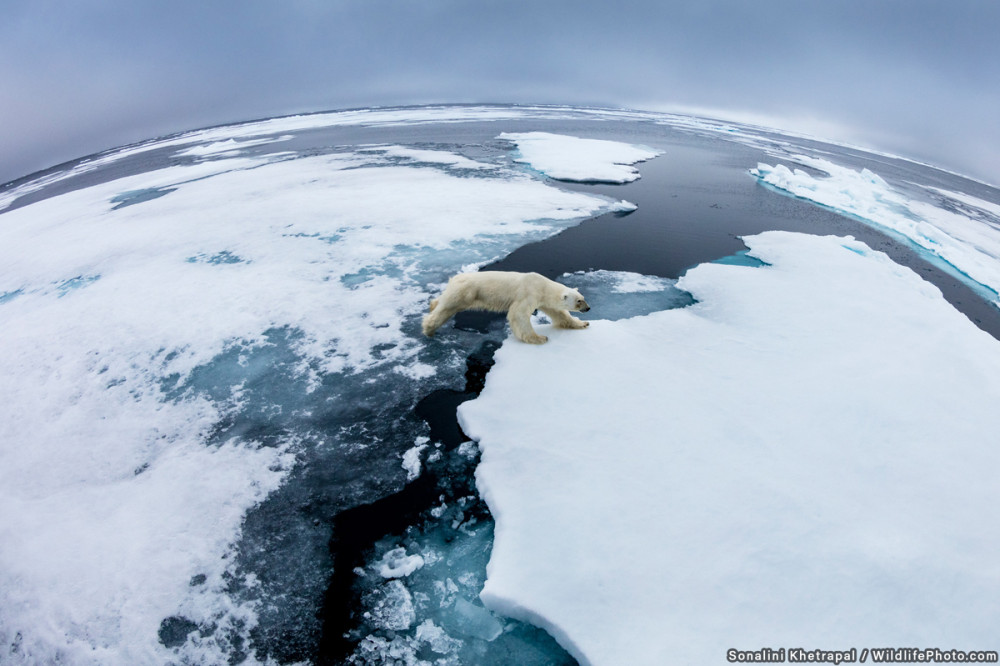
[752,156,1000,306]
[2,105,999,665]
[458,231,1000,665]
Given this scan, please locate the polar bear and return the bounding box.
[422,271,590,344]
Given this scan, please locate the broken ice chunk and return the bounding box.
[401,439,429,481]
[368,579,416,631]
[444,598,503,641]
[376,547,425,579]
[414,619,464,655]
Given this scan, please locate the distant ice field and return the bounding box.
[2,106,999,665]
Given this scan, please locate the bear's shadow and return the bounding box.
[453,310,553,334]
[453,311,506,334]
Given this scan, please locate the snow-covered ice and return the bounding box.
[458,231,1000,665]
[752,156,1000,305]
[499,132,662,183]
[377,548,426,579]
[0,143,628,663]
[402,438,431,481]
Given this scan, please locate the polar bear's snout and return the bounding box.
[579,301,591,312]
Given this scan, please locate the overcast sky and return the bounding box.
[2,0,998,186]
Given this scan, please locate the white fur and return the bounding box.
[422,271,591,344]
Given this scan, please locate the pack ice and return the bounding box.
[0,138,635,663]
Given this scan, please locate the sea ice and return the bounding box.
[0,145,626,663]
[458,231,1000,665]
[402,438,431,482]
[377,547,426,579]
[414,619,463,655]
[445,598,503,642]
[368,580,417,631]
[751,156,1000,304]
[499,132,662,183]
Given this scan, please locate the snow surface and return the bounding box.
[0,144,629,663]
[752,156,1000,305]
[458,231,1000,665]
[499,132,662,183]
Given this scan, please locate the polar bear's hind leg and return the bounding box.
[422,297,461,336]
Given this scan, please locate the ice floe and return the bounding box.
[458,231,1000,665]
[752,156,1000,305]
[499,132,662,183]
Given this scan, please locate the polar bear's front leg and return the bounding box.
[422,301,461,337]
[508,303,547,344]
[541,307,589,330]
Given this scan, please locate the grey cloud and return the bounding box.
[2,0,998,184]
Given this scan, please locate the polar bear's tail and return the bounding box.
[428,297,439,312]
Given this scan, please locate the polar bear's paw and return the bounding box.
[519,332,548,345]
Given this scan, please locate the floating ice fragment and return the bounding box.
[401,442,429,481]
[377,547,425,579]
[414,619,463,655]
[444,598,504,642]
[499,132,662,183]
[369,580,416,631]
[435,579,460,608]
[611,199,638,213]
[351,634,424,665]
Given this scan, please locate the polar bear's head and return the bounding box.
[562,288,590,312]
